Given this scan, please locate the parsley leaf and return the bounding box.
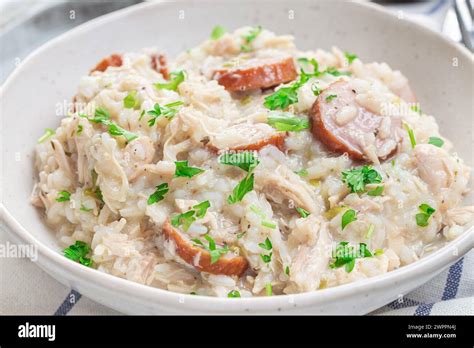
[344,51,358,64]
[171,200,211,231]
[285,266,290,276]
[38,128,55,143]
[227,172,254,204]
[265,283,273,296]
[123,90,141,109]
[174,160,204,178]
[219,151,259,172]
[241,26,262,51]
[263,86,299,110]
[81,108,138,142]
[329,242,373,273]
[341,209,357,230]
[296,207,310,218]
[325,94,337,102]
[147,101,184,126]
[210,25,226,40]
[228,290,241,298]
[64,241,92,267]
[341,165,382,193]
[147,183,169,205]
[367,185,384,196]
[428,136,444,148]
[267,113,310,132]
[258,237,273,251]
[410,104,422,114]
[404,123,416,148]
[77,124,83,135]
[192,234,228,264]
[416,203,436,227]
[56,190,71,202]
[155,70,185,91]
[80,204,92,212]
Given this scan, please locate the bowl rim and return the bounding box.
[1,0,473,312]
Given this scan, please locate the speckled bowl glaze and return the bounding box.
[1,0,473,314]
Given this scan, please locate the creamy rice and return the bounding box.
[31,27,473,297]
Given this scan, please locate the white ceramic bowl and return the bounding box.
[1,0,473,314]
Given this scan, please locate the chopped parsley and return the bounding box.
[365,224,375,239]
[192,234,228,264]
[38,128,55,143]
[263,85,299,110]
[241,26,262,52]
[341,209,357,230]
[171,200,211,231]
[210,25,226,40]
[428,136,444,148]
[265,283,273,296]
[64,241,92,267]
[410,104,422,114]
[77,124,83,135]
[123,90,141,109]
[267,113,310,132]
[219,151,259,172]
[296,207,310,218]
[80,204,92,212]
[404,123,416,148]
[56,190,71,202]
[228,290,241,298]
[261,220,276,229]
[147,183,169,205]
[285,266,290,276]
[80,108,138,142]
[329,242,372,273]
[296,168,308,177]
[341,165,382,193]
[154,70,185,91]
[367,185,384,196]
[311,83,322,96]
[416,203,436,227]
[174,160,204,178]
[227,172,254,204]
[344,51,358,64]
[325,94,337,102]
[259,237,273,264]
[147,101,184,126]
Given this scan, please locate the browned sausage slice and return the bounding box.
[91,54,123,73]
[150,53,169,79]
[207,123,286,153]
[310,80,401,161]
[162,220,248,276]
[213,54,297,92]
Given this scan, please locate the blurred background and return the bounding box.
[0,0,472,83]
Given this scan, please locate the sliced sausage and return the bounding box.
[90,54,123,73]
[207,123,286,153]
[162,220,248,276]
[150,53,169,79]
[213,53,297,92]
[309,80,401,161]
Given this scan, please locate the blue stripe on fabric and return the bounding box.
[442,258,464,301]
[54,289,82,316]
[387,297,422,310]
[414,303,434,316]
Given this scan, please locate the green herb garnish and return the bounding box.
[147,101,184,126]
[81,108,138,142]
[341,165,382,193]
[210,25,226,40]
[171,200,211,231]
[267,113,309,132]
[56,190,71,202]
[219,151,259,172]
[341,209,357,230]
[228,290,241,298]
[174,160,204,178]
[404,123,416,148]
[344,51,358,64]
[227,172,254,204]
[259,237,273,263]
[428,136,444,148]
[325,94,337,102]
[415,203,435,227]
[123,90,141,109]
[155,70,185,91]
[367,185,384,196]
[241,26,262,51]
[77,124,83,135]
[192,234,228,264]
[329,242,372,273]
[38,128,55,143]
[64,241,92,267]
[147,183,169,205]
[296,207,310,218]
[80,204,92,212]
[265,283,273,296]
